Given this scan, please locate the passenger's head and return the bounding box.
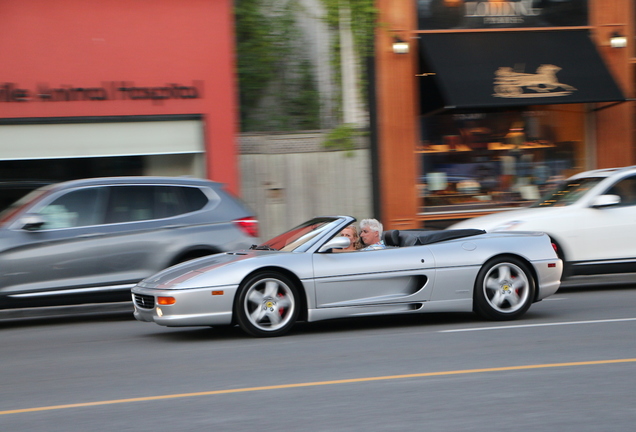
[359,218,383,246]
[339,225,359,249]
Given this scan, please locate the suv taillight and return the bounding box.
[234,217,259,237]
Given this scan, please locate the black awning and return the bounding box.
[419,30,625,113]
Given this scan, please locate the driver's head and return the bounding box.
[359,219,383,246]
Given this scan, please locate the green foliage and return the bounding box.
[288,60,321,130]
[235,0,278,116]
[324,123,358,156]
[234,0,377,132]
[235,0,321,132]
[321,0,377,59]
[320,0,378,112]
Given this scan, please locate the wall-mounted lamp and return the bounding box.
[610,32,627,48]
[392,37,409,54]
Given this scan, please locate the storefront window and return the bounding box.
[417,105,586,213]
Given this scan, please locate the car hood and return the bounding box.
[449,206,575,231]
[137,250,286,290]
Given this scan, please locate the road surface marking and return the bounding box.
[2,358,636,415]
[439,317,636,333]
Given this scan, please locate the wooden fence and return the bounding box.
[239,131,373,240]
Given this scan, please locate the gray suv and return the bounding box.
[0,177,259,309]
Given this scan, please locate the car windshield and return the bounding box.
[254,217,342,252]
[531,177,604,207]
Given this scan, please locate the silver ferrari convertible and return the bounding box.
[132,216,562,337]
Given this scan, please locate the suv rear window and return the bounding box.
[179,186,209,213]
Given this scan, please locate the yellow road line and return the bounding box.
[3,358,636,415]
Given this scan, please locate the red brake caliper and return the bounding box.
[278,292,285,316]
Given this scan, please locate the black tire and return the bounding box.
[474,257,536,321]
[234,272,299,337]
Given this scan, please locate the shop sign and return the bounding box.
[493,64,577,98]
[417,0,588,30]
[0,81,202,103]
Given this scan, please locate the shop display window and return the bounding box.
[417,105,586,213]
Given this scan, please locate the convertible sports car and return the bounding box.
[132,216,562,337]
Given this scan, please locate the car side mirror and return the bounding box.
[19,214,46,231]
[318,236,351,253]
[591,194,621,208]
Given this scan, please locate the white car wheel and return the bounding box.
[235,272,299,337]
[474,257,535,320]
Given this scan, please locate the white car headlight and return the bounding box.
[493,220,525,231]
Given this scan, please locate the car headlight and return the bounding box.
[493,220,524,231]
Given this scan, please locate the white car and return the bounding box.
[450,166,636,277]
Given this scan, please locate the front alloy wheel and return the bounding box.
[474,257,535,320]
[235,272,299,337]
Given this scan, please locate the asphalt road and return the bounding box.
[1,278,635,431]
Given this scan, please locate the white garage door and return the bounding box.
[0,120,204,160]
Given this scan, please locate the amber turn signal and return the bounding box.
[157,296,176,305]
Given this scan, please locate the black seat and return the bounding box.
[382,229,401,247]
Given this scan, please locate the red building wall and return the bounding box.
[0,0,240,191]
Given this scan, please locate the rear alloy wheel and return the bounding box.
[474,257,535,321]
[235,272,299,337]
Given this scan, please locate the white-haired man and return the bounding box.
[359,218,386,250]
